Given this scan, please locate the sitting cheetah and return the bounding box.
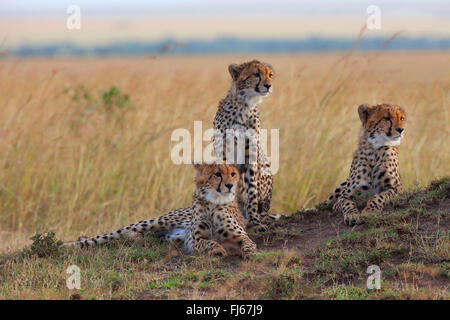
[322,103,406,225]
[213,60,279,232]
[64,163,257,258]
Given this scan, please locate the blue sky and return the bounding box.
[2,0,449,18]
[1,0,449,47]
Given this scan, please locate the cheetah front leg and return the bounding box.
[319,180,349,209]
[213,211,257,259]
[245,163,268,232]
[333,196,361,226]
[317,179,360,225]
[257,166,281,223]
[362,165,401,216]
[330,179,363,225]
[189,217,227,257]
[362,186,397,216]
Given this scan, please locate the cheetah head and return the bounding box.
[359,103,407,149]
[194,163,240,205]
[228,60,274,99]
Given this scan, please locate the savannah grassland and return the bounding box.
[0,52,449,299]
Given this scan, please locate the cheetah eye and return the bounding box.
[384,117,390,121]
[253,72,260,77]
[231,172,236,177]
[400,117,405,121]
[269,73,273,78]
[214,172,221,177]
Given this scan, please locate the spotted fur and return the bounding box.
[64,163,257,258]
[185,163,256,258]
[213,60,279,233]
[322,103,406,225]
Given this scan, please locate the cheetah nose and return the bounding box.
[396,128,404,133]
[264,84,271,90]
[225,183,233,190]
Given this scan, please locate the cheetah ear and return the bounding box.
[228,63,241,81]
[358,104,371,125]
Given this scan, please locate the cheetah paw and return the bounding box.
[209,244,228,257]
[247,223,268,233]
[242,250,257,260]
[344,213,361,226]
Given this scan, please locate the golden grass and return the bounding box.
[0,178,448,299]
[0,52,449,253]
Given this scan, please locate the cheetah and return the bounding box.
[64,163,257,258]
[213,60,279,232]
[322,103,406,225]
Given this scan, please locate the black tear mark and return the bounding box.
[217,175,223,192]
[387,118,393,136]
[255,73,261,92]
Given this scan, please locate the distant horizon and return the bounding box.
[4,34,450,57]
[1,0,449,52]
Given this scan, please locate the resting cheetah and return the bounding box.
[64,163,257,258]
[213,60,278,232]
[322,103,406,225]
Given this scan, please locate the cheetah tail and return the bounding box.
[62,217,159,249]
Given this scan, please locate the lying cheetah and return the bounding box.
[64,163,257,258]
[322,103,406,225]
[213,60,279,232]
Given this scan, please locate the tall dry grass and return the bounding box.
[0,52,448,252]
